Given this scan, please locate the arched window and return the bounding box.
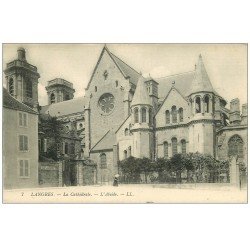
[228,135,244,159]
[179,108,183,122]
[141,107,147,123]
[195,97,201,113]
[115,81,118,87]
[172,137,177,156]
[124,150,128,159]
[165,110,170,124]
[149,108,153,125]
[181,139,186,154]
[204,95,209,113]
[9,78,14,96]
[100,153,107,168]
[95,86,97,92]
[26,78,33,98]
[64,142,69,155]
[134,108,139,123]
[50,93,55,104]
[163,142,168,158]
[171,106,177,123]
[125,128,129,136]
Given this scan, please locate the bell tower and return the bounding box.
[130,75,154,159]
[46,78,75,104]
[4,47,40,109]
[188,54,215,156]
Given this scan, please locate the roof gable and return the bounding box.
[3,88,38,115]
[155,85,188,116]
[90,130,116,152]
[40,97,86,117]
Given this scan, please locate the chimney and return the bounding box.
[241,103,247,124]
[17,47,26,61]
[229,98,241,124]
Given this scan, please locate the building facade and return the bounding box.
[3,88,39,189]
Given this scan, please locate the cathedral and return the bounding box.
[4,45,247,186]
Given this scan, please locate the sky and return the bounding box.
[2,44,247,108]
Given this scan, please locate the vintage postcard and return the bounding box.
[2,43,248,203]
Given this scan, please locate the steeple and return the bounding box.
[131,74,151,107]
[189,54,214,95]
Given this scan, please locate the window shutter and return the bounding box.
[19,113,23,126]
[24,136,28,151]
[24,160,29,177]
[19,136,23,151]
[19,160,24,177]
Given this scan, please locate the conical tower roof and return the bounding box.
[188,54,214,95]
[131,74,152,107]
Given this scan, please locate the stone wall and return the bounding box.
[39,161,63,187]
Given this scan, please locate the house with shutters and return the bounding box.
[3,88,39,189]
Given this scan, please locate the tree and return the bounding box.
[39,115,64,161]
[170,154,184,183]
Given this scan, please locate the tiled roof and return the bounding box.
[91,130,116,152]
[131,75,152,106]
[40,97,86,117]
[109,51,141,85]
[188,54,215,95]
[156,71,195,101]
[3,88,38,114]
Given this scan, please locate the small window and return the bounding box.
[100,153,107,168]
[19,112,28,127]
[165,110,170,124]
[19,135,28,151]
[134,108,139,123]
[195,97,201,113]
[50,93,55,104]
[181,139,186,154]
[65,142,69,155]
[171,106,177,123]
[26,78,33,98]
[172,137,177,156]
[163,142,168,158]
[115,81,118,87]
[95,86,97,92]
[19,159,29,178]
[204,95,209,113]
[179,108,183,122]
[9,78,14,96]
[141,107,147,123]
